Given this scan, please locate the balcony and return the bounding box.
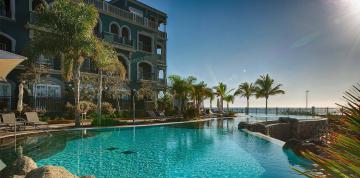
[102,32,134,48]
[157,31,167,40]
[83,0,159,31]
[137,72,156,81]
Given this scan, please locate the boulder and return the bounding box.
[283,138,302,150]
[25,166,78,178]
[283,139,320,155]
[0,156,37,178]
[238,122,248,129]
[12,156,38,175]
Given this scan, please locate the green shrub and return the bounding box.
[91,116,124,126]
[80,101,97,114]
[101,102,115,115]
[183,107,197,120]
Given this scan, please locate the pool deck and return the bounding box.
[0,118,216,140]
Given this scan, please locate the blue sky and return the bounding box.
[141,0,360,107]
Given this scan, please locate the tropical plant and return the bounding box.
[224,94,235,111]
[206,89,215,111]
[168,75,197,113]
[213,82,234,112]
[296,84,360,177]
[29,0,120,126]
[137,81,156,101]
[191,81,212,114]
[157,90,174,114]
[235,82,256,115]
[254,74,285,115]
[93,42,125,116]
[103,77,130,112]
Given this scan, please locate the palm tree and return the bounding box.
[223,94,235,111]
[235,82,256,115]
[296,84,360,177]
[213,82,234,112]
[168,75,196,113]
[205,88,214,111]
[255,74,285,115]
[29,0,121,126]
[191,81,211,114]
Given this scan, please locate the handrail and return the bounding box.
[83,0,158,31]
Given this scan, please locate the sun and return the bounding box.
[347,0,360,14]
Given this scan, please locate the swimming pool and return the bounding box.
[0,118,311,177]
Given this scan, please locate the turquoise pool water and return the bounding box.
[1,118,311,177]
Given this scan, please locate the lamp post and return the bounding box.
[132,89,137,125]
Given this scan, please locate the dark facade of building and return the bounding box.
[0,0,167,112]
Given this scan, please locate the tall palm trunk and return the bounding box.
[227,102,229,111]
[221,97,224,112]
[74,60,82,127]
[210,99,213,111]
[97,69,103,116]
[265,97,268,115]
[246,97,250,115]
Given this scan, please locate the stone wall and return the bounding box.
[239,118,328,142]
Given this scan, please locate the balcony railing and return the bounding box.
[137,72,156,81]
[103,32,134,48]
[83,0,159,31]
[158,31,167,39]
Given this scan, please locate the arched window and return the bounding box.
[121,27,130,41]
[94,21,102,37]
[138,62,153,80]
[118,55,129,79]
[0,0,13,18]
[110,23,119,35]
[0,33,14,52]
[31,0,46,11]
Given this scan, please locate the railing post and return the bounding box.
[275,107,278,115]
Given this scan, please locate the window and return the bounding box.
[156,45,162,55]
[34,84,61,97]
[121,27,130,41]
[37,54,51,65]
[0,0,12,18]
[0,34,13,52]
[110,23,119,35]
[138,62,152,80]
[158,69,164,80]
[138,34,152,53]
[0,83,11,96]
[129,7,143,17]
[118,56,129,79]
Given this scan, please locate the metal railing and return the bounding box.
[211,107,341,116]
[102,32,134,47]
[158,31,167,39]
[0,96,64,112]
[137,72,156,81]
[83,0,159,31]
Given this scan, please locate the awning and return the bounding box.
[0,50,27,81]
